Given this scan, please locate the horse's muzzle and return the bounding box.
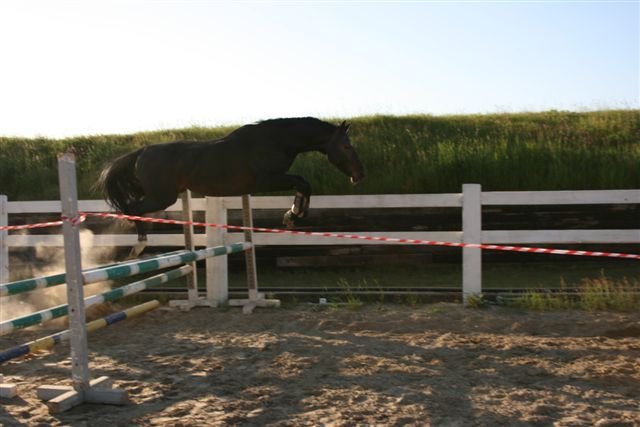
[350,172,365,185]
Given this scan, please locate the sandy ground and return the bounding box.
[1,303,639,426]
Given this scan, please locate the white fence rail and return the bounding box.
[2,186,639,300]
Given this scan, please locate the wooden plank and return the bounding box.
[7,190,636,215]
[483,189,640,205]
[37,377,112,401]
[7,200,62,214]
[46,389,83,413]
[277,253,433,268]
[483,229,640,244]
[224,231,464,246]
[7,198,206,214]
[9,228,638,248]
[37,385,76,402]
[9,231,467,247]
[7,234,207,247]
[222,194,463,209]
[8,200,110,214]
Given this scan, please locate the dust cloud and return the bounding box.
[1,229,119,323]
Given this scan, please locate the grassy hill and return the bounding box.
[1,110,638,201]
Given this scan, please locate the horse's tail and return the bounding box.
[95,148,145,214]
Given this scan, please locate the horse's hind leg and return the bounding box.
[125,194,178,258]
[128,221,149,259]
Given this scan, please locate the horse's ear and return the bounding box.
[338,121,350,133]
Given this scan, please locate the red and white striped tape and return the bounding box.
[0,215,86,231]
[2,211,638,260]
[0,220,64,231]
[79,211,640,260]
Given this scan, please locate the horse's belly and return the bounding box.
[186,170,255,197]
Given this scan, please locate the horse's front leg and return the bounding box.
[291,189,311,218]
[284,188,311,228]
[253,174,311,229]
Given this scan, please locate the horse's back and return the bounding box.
[135,139,253,196]
[133,130,295,197]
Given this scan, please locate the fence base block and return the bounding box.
[37,376,129,413]
[228,296,281,314]
[0,375,17,399]
[168,297,217,311]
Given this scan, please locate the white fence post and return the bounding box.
[462,184,482,304]
[0,195,8,284]
[205,196,228,305]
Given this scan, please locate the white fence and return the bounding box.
[1,185,639,300]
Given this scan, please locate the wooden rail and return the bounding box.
[2,188,639,303]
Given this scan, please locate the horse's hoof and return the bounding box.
[127,241,147,259]
[283,210,297,229]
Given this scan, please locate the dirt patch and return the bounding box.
[1,304,639,426]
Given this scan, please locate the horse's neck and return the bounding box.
[281,128,330,154]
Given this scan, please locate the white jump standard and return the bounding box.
[32,153,277,413]
[170,193,280,312]
[228,194,280,313]
[36,153,128,413]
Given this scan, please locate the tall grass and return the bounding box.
[506,275,640,311]
[1,110,638,201]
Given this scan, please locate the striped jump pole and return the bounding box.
[0,249,189,296]
[0,243,250,297]
[0,266,191,336]
[0,300,161,364]
[0,249,190,297]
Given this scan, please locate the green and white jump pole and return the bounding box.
[0,244,248,298]
[0,265,192,335]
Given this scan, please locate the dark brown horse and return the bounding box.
[97,117,364,254]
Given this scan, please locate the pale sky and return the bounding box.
[0,0,638,138]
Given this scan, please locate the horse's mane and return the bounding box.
[256,117,335,131]
[224,117,336,142]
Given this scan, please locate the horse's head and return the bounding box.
[327,121,365,185]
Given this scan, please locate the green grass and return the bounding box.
[1,110,639,201]
[223,260,639,291]
[293,110,640,195]
[504,275,640,311]
[120,261,639,311]
[128,258,637,292]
